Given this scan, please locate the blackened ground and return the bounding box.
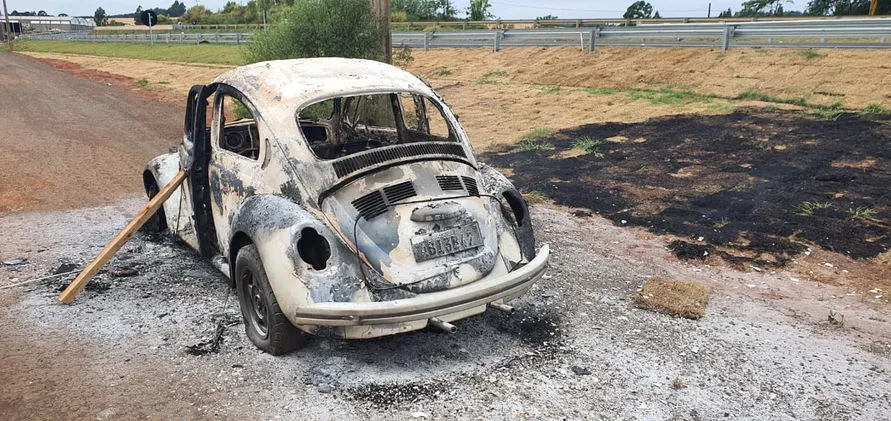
[482,109,891,263]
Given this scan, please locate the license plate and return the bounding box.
[411,223,483,262]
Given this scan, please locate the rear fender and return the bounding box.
[479,164,536,261]
[228,195,371,321]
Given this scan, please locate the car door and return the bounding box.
[207,85,268,257]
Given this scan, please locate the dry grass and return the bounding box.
[406,46,891,109]
[634,276,712,319]
[670,378,687,390]
[21,52,229,102]
[17,46,891,152]
[17,41,244,65]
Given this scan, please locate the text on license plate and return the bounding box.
[411,223,483,262]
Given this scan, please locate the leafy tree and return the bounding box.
[718,8,733,17]
[182,5,211,24]
[93,7,108,26]
[437,0,458,20]
[467,0,493,20]
[737,0,790,16]
[653,10,661,18]
[134,5,143,25]
[804,0,886,15]
[391,0,440,20]
[245,0,384,64]
[536,14,559,20]
[59,13,69,16]
[168,1,187,17]
[623,1,654,19]
[222,1,240,14]
[37,10,48,16]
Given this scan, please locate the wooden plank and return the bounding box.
[58,170,187,304]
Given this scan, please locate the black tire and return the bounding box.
[141,176,168,233]
[235,244,305,355]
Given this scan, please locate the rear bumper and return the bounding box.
[293,244,550,326]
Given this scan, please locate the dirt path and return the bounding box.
[0,52,182,215]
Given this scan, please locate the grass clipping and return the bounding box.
[634,276,712,319]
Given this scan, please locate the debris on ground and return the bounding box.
[110,267,138,278]
[3,259,27,266]
[185,315,241,356]
[828,310,846,327]
[56,280,110,293]
[668,240,713,260]
[571,365,592,376]
[52,262,79,275]
[634,276,712,319]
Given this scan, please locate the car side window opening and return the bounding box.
[217,93,261,160]
[297,92,457,160]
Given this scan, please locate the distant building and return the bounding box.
[2,15,95,33]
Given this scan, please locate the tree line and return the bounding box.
[624,0,889,19]
[90,0,492,26]
[720,0,889,18]
[87,0,890,28]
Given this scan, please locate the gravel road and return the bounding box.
[1,200,888,420]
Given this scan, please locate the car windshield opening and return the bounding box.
[297,92,457,160]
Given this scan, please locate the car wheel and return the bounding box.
[141,176,167,233]
[235,244,305,355]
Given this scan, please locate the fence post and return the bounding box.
[236,33,241,45]
[166,33,170,44]
[588,29,595,52]
[493,30,501,52]
[216,33,221,44]
[423,31,430,52]
[197,33,202,45]
[721,25,734,52]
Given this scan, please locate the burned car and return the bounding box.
[143,58,550,355]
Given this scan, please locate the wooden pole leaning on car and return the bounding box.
[58,170,187,304]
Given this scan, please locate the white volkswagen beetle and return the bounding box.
[143,58,549,355]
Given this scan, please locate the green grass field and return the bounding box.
[17,40,245,65]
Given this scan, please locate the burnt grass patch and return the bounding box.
[482,109,891,263]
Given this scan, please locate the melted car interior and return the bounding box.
[219,95,261,160]
[297,92,456,160]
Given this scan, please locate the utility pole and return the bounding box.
[707,2,712,18]
[2,0,12,52]
[370,0,391,63]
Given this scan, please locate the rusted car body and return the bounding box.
[143,58,549,354]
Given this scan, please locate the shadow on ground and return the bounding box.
[481,109,890,264]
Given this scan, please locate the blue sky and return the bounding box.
[8,1,804,19]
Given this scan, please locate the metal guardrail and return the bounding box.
[20,18,891,51]
[21,31,253,45]
[388,15,891,29]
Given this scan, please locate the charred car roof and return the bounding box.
[213,58,438,113]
